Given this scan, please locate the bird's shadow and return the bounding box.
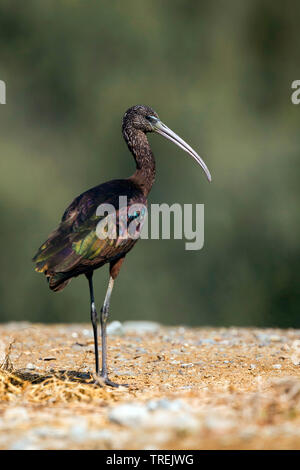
[13,369,94,385]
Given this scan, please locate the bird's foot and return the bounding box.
[94,373,128,388]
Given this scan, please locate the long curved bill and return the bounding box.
[153,119,212,182]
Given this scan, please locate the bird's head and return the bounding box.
[123,105,211,182]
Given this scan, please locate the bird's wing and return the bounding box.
[33,180,141,275]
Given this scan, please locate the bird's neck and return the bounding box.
[123,126,156,196]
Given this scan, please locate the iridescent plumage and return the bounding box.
[33,179,146,291]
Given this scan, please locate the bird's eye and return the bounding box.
[146,115,158,123]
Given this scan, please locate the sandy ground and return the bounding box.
[0,321,300,450]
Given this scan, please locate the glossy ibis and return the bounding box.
[33,105,211,387]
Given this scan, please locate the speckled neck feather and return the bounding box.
[123,123,156,196]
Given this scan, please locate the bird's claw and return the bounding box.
[93,374,128,388]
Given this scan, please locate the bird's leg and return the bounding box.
[98,257,126,387]
[100,276,119,387]
[86,272,99,375]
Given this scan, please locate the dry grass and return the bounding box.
[0,370,113,404]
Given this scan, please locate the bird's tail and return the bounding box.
[33,225,81,292]
[33,239,73,292]
[48,273,72,292]
[33,257,72,291]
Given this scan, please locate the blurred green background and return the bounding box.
[0,1,299,327]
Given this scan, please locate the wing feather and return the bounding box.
[33,179,144,290]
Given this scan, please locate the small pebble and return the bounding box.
[291,353,300,366]
[114,370,136,377]
[292,340,300,350]
[123,321,160,334]
[270,335,282,342]
[205,414,235,432]
[135,347,148,354]
[107,321,124,336]
[70,421,88,442]
[146,399,185,412]
[198,339,216,345]
[82,329,92,337]
[109,404,149,427]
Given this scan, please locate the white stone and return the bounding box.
[108,404,149,427]
[144,410,199,433]
[291,353,300,366]
[204,414,235,432]
[107,321,124,336]
[123,321,160,334]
